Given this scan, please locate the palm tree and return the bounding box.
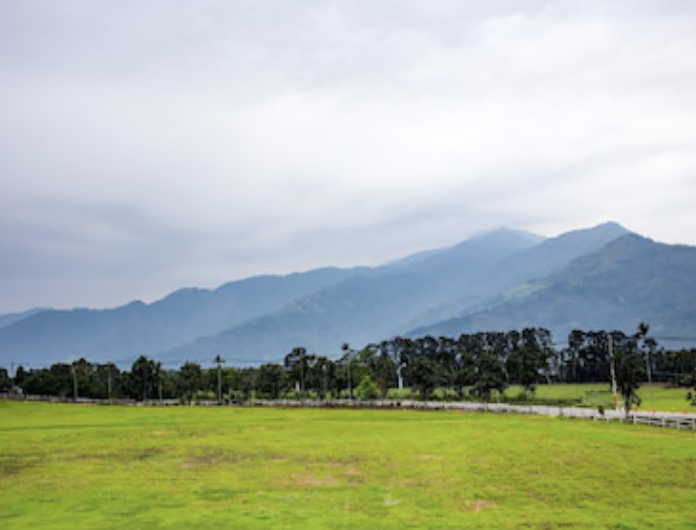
[341,343,352,400]
[285,347,308,399]
[636,323,655,412]
[214,354,225,404]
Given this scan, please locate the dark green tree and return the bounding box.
[237,368,257,402]
[366,344,396,398]
[434,337,462,395]
[663,348,696,385]
[472,346,508,402]
[92,363,121,400]
[687,369,696,407]
[177,361,204,405]
[324,357,341,399]
[506,328,550,395]
[129,355,159,402]
[15,365,28,389]
[255,363,286,400]
[408,355,440,401]
[284,347,309,398]
[72,358,94,400]
[310,356,335,400]
[49,363,74,397]
[0,367,11,392]
[611,331,645,417]
[348,347,375,396]
[20,368,55,396]
[573,331,611,383]
[222,367,243,401]
[453,345,476,398]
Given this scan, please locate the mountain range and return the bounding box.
[1,221,694,368]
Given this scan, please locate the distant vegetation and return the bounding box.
[3,325,696,412]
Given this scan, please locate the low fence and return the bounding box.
[3,393,695,430]
[0,393,177,406]
[630,414,696,430]
[251,399,696,431]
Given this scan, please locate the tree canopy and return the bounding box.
[7,325,696,411]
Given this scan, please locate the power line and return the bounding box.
[653,335,696,342]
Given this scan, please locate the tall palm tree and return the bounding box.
[636,323,654,412]
[214,354,225,404]
[341,343,352,400]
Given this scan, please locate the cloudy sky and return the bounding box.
[1,0,695,313]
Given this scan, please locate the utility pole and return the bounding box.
[347,359,352,401]
[214,354,225,405]
[72,362,78,402]
[643,337,655,414]
[397,362,405,402]
[647,349,653,413]
[107,363,112,404]
[299,349,306,400]
[341,343,352,401]
[608,334,618,410]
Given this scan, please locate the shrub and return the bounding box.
[356,375,379,401]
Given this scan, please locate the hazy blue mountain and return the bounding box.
[0,308,48,330]
[3,221,692,369]
[494,221,630,286]
[406,221,631,329]
[0,267,362,366]
[411,234,696,347]
[159,228,547,363]
[159,224,633,364]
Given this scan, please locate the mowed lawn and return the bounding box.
[1,401,695,529]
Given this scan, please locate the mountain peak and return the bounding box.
[470,227,545,245]
[588,221,631,236]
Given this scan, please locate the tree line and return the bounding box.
[2,326,696,409]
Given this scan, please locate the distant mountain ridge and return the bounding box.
[403,222,631,330]
[1,222,694,368]
[0,267,362,366]
[0,308,48,331]
[160,227,547,364]
[410,233,696,346]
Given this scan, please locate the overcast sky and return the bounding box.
[1,0,695,313]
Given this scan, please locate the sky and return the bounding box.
[1,0,695,314]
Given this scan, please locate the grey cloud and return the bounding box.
[1,0,695,312]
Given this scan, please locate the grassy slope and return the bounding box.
[1,401,695,529]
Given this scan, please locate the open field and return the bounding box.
[1,401,695,529]
[390,383,694,413]
[504,383,695,413]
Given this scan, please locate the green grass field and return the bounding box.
[1,400,695,529]
[399,383,694,413]
[502,383,694,413]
